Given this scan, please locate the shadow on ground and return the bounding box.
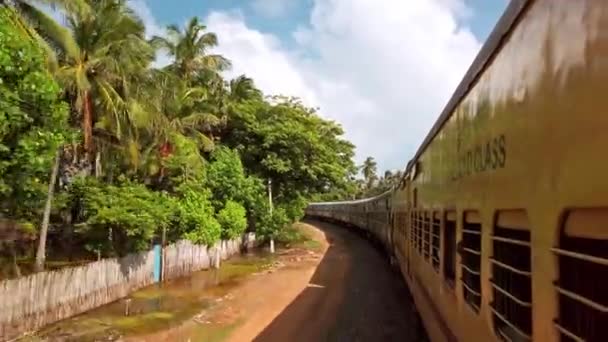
[253,219,429,342]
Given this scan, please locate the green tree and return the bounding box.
[142,71,221,162]
[54,0,154,162]
[225,96,357,204]
[176,182,221,246]
[151,17,230,82]
[361,156,378,191]
[216,200,247,240]
[206,146,261,211]
[69,177,175,256]
[0,9,70,269]
[3,0,90,68]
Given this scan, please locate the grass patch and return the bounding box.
[275,223,320,251]
[301,239,322,251]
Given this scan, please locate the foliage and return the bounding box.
[0,9,70,222]
[255,206,290,241]
[206,146,261,211]
[216,200,247,240]
[361,156,378,191]
[163,133,207,186]
[1,1,365,266]
[356,159,404,198]
[224,96,357,204]
[281,196,307,223]
[175,181,221,246]
[150,17,230,81]
[69,177,174,255]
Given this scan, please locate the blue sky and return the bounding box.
[133,0,508,172]
[144,0,505,42]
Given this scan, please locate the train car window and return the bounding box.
[410,211,417,252]
[443,212,456,287]
[423,212,431,261]
[490,210,532,341]
[412,211,423,255]
[461,211,482,313]
[403,211,409,259]
[553,209,608,342]
[431,212,441,272]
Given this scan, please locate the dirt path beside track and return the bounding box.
[127,220,427,342]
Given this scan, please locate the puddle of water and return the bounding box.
[31,250,274,341]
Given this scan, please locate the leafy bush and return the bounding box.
[164,133,207,186]
[70,177,175,255]
[281,196,307,222]
[255,205,290,241]
[175,181,221,246]
[216,200,247,239]
[206,146,261,211]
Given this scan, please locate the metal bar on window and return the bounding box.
[462,264,480,276]
[491,235,531,247]
[490,306,531,341]
[490,281,532,307]
[490,258,531,276]
[497,328,514,342]
[551,248,608,266]
[463,229,481,235]
[553,322,585,342]
[556,286,608,312]
[461,280,481,297]
[463,247,481,256]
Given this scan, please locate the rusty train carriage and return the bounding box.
[306,1,608,341]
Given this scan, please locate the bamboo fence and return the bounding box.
[0,233,256,341]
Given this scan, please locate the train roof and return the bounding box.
[401,0,530,178]
[310,189,392,206]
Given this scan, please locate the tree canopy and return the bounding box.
[0,1,366,274]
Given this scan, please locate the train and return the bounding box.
[305,1,607,341]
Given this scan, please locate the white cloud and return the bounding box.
[127,0,482,171]
[129,0,172,67]
[206,0,481,171]
[251,0,295,18]
[206,12,320,107]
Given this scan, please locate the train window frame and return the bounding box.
[410,211,419,254]
[423,212,431,261]
[552,208,608,342]
[490,210,532,342]
[431,211,441,272]
[461,210,482,313]
[443,211,457,288]
[416,211,423,255]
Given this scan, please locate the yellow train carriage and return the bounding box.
[395,0,608,341]
[308,0,607,341]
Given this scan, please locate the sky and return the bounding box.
[128,0,508,173]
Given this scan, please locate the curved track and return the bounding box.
[254,220,428,342]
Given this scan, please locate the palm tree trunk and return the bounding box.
[35,149,61,272]
[82,90,94,159]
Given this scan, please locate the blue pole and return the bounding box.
[153,244,161,282]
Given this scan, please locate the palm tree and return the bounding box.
[3,0,90,68]
[215,74,262,122]
[361,156,378,191]
[228,75,263,103]
[128,70,222,180]
[151,17,231,82]
[54,0,154,162]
